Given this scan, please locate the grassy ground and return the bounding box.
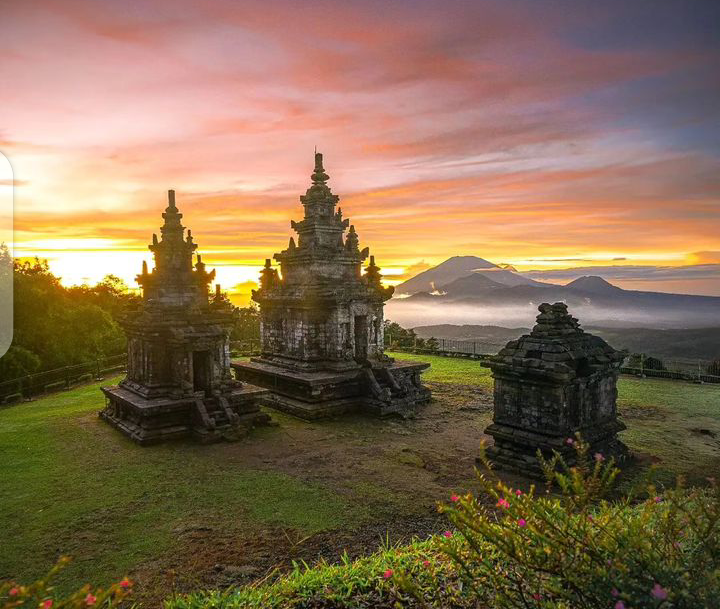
[394,352,720,484]
[0,378,367,598]
[1,353,718,605]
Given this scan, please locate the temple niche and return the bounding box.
[485,302,627,474]
[232,153,430,419]
[101,190,269,444]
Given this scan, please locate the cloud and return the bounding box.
[0,0,718,294]
[688,251,720,264]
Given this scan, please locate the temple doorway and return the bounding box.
[192,351,211,395]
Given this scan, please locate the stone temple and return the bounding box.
[101,190,269,444]
[485,302,627,473]
[232,153,430,419]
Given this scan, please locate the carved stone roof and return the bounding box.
[490,302,624,381]
[135,190,217,309]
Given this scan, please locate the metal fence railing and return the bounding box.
[620,357,720,384]
[0,341,263,406]
[386,336,503,360]
[386,336,720,384]
[2,336,717,405]
[0,353,127,404]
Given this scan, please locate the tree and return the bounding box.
[1,258,135,382]
[383,320,417,348]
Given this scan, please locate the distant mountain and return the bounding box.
[435,273,506,296]
[565,276,622,295]
[395,256,547,295]
[394,256,498,295]
[388,262,720,328]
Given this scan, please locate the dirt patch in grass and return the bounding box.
[135,510,446,606]
[619,404,666,421]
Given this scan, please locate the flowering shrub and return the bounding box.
[0,557,132,609]
[413,437,720,608]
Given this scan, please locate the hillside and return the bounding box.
[411,324,720,361]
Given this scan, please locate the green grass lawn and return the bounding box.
[388,351,494,388]
[2,355,718,602]
[0,378,363,595]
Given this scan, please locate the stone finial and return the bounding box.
[531,302,582,338]
[167,189,177,209]
[142,260,148,275]
[259,258,279,290]
[311,152,330,185]
[345,225,359,252]
[364,255,382,286]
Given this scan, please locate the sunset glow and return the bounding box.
[3,0,719,302]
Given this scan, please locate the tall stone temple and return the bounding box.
[485,302,627,474]
[232,153,430,419]
[101,190,269,444]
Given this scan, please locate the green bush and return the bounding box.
[399,438,720,609]
[1,557,132,609]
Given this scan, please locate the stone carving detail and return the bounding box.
[233,153,430,418]
[100,190,269,444]
[484,302,627,474]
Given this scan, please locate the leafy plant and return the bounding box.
[0,557,132,609]
[399,437,720,608]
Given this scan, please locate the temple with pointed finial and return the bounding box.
[232,153,430,419]
[100,190,269,444]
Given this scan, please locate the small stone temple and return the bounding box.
[101,190,269,444]
[484,302,627,473]
[232,153,430,419]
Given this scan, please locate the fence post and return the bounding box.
[441,338,445,351]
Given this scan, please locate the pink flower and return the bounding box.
[566,437,575,446]
[611,588,619,597]
[615,601,625,609]
[496,498,510,509]
[451,495,460,502]
[422,560,431,568]
[594,452,605,462]
[383,569,393,579]
[42,600,53,609]
[651,583,668,600]
[517,518,527,527]
[119,579,131,589]
[8,588,18,597]
[588,515,594,522]
[443,530,452,538]
[532,593,542,600]
[515,489,523,496]
[85,593,97,606]
[654,496,663,503]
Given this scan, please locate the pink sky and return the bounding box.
[2,0,719,301]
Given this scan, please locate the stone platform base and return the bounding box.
[100,382,270,445]
[231,359,430,420]
[483,420,629,477]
